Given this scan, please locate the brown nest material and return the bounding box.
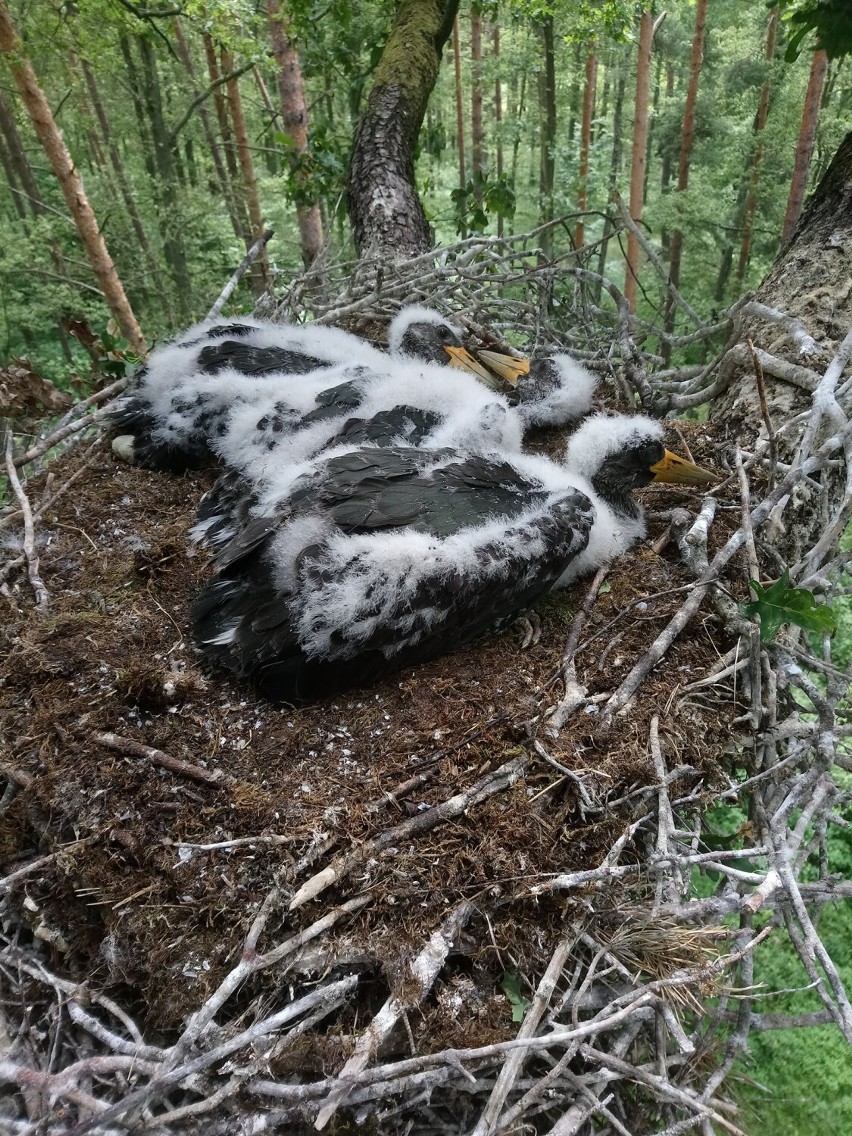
[0,410,749,1129]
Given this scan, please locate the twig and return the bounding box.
[92,732,229,786]
[206,230,275,320]
[4,428,49,610]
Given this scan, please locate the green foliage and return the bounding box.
[451,171,516,235]
[500,970,530,1022]
[777,0,852,61]
[740,570,837,643]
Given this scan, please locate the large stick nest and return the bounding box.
[1,220,851,1135]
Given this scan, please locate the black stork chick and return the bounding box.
[109,307,528,472]
[477,350,599,429]
[190,414,714,704]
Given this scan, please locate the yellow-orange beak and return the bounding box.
[444,344,496,382]
[649,450,717,486]
[475,349,531,386]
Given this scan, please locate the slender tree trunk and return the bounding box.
[253,66,280,176]
[118,35,156,182]
[222,47,270,294]
[510,72,525,192]
[452,15,466,192]
[470,11,484,187]
[0,88,44,215]
[204,32,252,244]
[733,6,780,290]
[574,51,597,248]
[539,15,556,258]
[80,57,170,312]
[0,1,145,353]
[781,48,828,245]
[625,11,654,312]
[493,23,504,237]
[595,64,626,298]
[173,19,245,245]
[566,42,581,144]
[137,33,192,319]
[347,0,459,259]
[663,0,708,347]
[267,0,324,266]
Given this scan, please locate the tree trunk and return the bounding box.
[470,12,484,186]
[347,0,459,260]
[574,51,597,249]
[493,23,504,237]
[624,11,654,312]
[137,33,192,319]
[538,15,556,259]
[80,57,170,312]
[781,48,828,244]
[594,63,625,294]
[711,130,852,566]
[222,47,270,294]
[267,0,324,267]
[452,15,466,193]
[204,32,252,244]
[663,0,708,348]
[173,19,245,246]
[0,1,145,354]
[730,6,780,292]
[0,87,44,216]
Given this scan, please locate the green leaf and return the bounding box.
[740,570,837,643]
[500,970,529,1023]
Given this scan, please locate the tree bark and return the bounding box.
[267,0,324,267]
[782,48,829,244]
[347,0,459,260]
[624,11,654,312]
[0,1,145,354]
[574,51,597,249]
[712,130,852,564]
[222,46,270,294]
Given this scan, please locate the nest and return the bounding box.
[2,223,851,1135]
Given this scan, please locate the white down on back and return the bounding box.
[264,451,593,662]
[211,359,524,489]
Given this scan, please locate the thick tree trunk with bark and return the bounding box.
[267,0,324,267]
[0,1,145,354]
[712,130,852,565]
[347,0,458,259]
[493,23,504,237]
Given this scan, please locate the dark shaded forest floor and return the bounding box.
[1,418,739,1047]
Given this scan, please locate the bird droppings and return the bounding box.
[0,420,741,1036]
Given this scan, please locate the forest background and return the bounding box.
[1,0,851,1132]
